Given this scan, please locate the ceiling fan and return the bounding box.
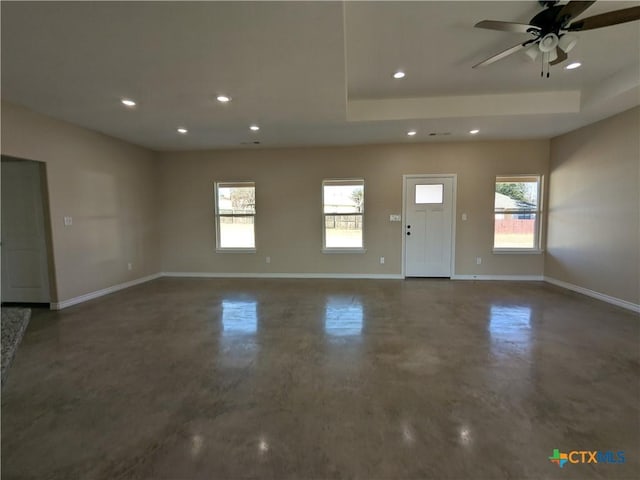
[472,0,640,76]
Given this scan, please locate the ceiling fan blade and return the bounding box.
[474,20,541,34]
[472,42,529,68]
[549,47,568,65]
[555,1,596,24]
[567,6,640,31]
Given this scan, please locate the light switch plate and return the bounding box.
[64,216,73,226]
[389,214,402,222]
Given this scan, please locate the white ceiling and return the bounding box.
[2,1,639,151]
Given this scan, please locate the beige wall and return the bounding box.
[1,101,160,302]
[158,140,549,276]
[4,98,636,304]
[546,107,640,304]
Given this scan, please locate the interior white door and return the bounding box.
[404,176,454,277]
[1,160,51,303]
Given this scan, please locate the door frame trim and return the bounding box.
[401,174,457,278]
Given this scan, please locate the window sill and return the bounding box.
[493,249,544,255]
[322,248,367,254]
[216,248,257,254]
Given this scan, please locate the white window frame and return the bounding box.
[322,178,366,253]
[214,181,256,253]
[493,174,543,254]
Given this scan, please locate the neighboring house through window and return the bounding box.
[494,175,542,251]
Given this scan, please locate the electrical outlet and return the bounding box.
[462,213,468,221]
[380,256,385,264]
[127,263,133,271]
[64,216,73,226]
[266,256,271,264]
[476,257,482,265]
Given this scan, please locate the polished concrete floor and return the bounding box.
[1,278,639,480]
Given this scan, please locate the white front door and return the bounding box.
[404,175,455,277]
[1,159,51,303]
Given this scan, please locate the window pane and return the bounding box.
[217,185,255,214]
[415,184,443,204]
[325,214,363,248]
[494,213,536,249]
[219,216,255,248]
[495,181,538,211]
[323,184,363,214]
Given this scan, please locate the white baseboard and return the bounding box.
[544,276,640,313]
[50,273,162,310]
[161,272,404,280]
[451,274,544,281]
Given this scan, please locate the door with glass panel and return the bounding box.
[403,175,455,277]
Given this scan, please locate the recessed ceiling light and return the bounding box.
[393,71,406,79]
[249,125,260,131]
[121,98,136,107]
[177,127,188,134]
[216,95,231,103]
[407,130,417,136]
[565,62,581,70]
[469,129,480,134]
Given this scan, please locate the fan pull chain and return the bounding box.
[540,52,551,78]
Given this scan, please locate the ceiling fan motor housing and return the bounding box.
[531,4,575,36]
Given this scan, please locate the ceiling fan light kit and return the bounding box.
[525,44,540,61]
[539,33,559,52]
[558,34,578,53]
[472,1,640,77]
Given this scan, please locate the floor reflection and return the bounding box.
[219,298,259,366]
[190,434,204,458]
[458,425,473,447]
[221,299,258,336]
[489,305,532,355]
[401,421,415,445]
[324,296,363,337]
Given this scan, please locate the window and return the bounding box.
[322,179,364,251]
[215,182,256,251]
[494,175,542,251]
[415,184,443,204]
